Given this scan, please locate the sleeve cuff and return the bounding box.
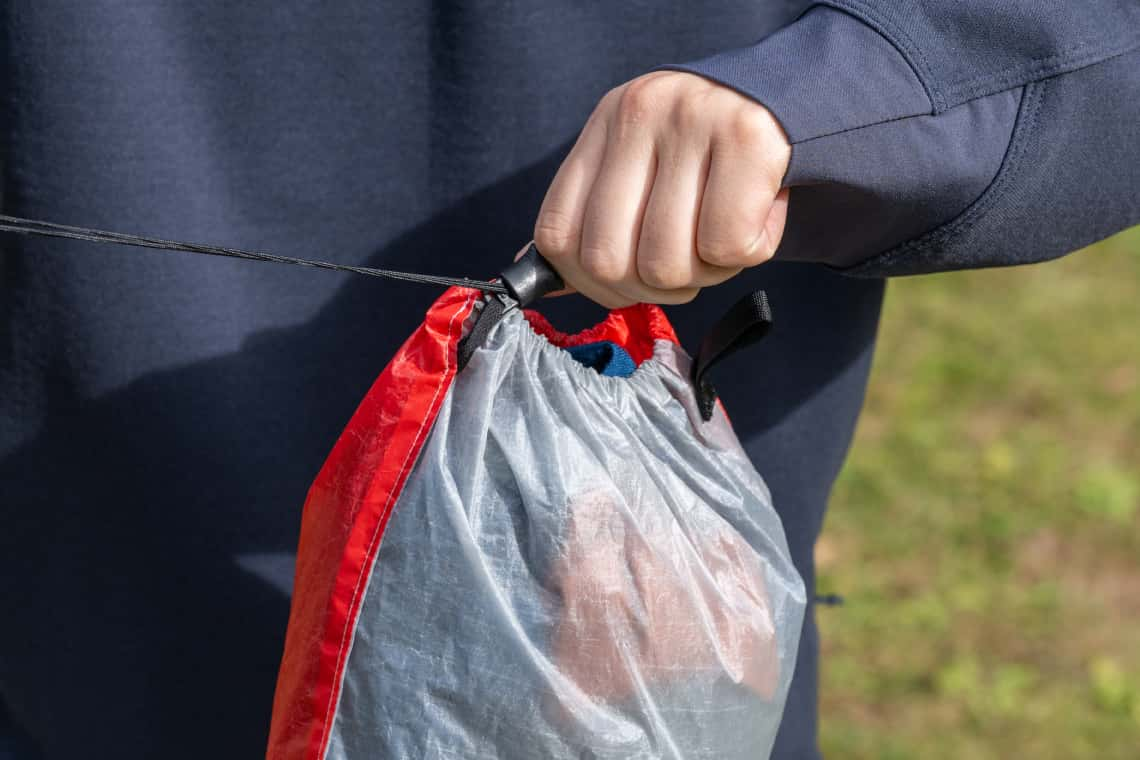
[655,6,929,144]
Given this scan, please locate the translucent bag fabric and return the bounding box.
[267,286,806,760]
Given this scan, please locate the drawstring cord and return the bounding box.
[0,214,509,294]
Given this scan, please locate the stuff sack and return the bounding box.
[266,285,806,760]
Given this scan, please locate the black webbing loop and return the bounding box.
[456,293,512,371]
[456,245,566,370]
[691,290,774,421]
[0,214,509,294]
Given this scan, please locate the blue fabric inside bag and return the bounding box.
[564,341,637,378]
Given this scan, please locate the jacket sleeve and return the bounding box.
[658,2,1140,277]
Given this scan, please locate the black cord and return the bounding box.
[0,214,508,294]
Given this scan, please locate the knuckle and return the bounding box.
[579,242,624,283]
[753,234,778,263]
[637,252,689,290]
[615,78,662,128]
[671,91,709,131]
[598,85,624,112]
[597,86,624,121]
[725,105,771,145]
[696,233,749,268]
[533,210,577,257]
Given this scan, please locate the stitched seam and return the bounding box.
[792,108,930,147]
[316,292,475,760]
[795,80,1030,148]
[818,0,942,109]
[941,37,1140,103]
[821,1,1140,113]
[944,35,1140,91]
[841,80,1045,275]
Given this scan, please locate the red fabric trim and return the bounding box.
[523,302,679,366]
[266,287,478,760]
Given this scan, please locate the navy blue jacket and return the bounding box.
[1,2,1137,758]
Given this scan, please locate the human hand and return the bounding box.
[548,488,779,707]
[534,71,790,308]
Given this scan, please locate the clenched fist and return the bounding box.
[534,71,791,308]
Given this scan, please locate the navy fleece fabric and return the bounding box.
[1,2,1137,759]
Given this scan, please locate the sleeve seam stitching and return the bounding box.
[940,37,1140,103]
[838,80,1045,275]
[788,85,1023,147]
[815,0,942,108]
[818,0,1139,113]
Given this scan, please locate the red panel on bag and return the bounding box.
[266,287,478,760]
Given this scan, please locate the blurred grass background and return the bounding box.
[816,226,1140,759]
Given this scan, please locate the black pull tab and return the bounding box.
[499,243,564,308]
[692,290,773,421]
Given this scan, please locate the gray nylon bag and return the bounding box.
[268,288,807,760]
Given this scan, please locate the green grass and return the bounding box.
[817,226,1140,760]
